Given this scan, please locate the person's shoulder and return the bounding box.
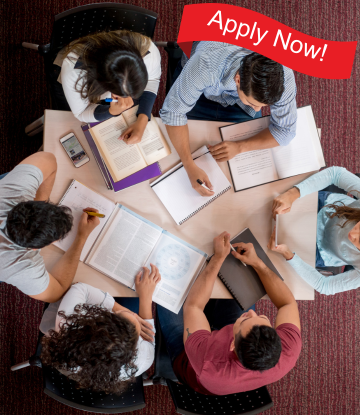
[276,323,302,353]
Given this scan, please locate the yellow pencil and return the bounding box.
[84,210,105,218]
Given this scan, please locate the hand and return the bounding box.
[267,226,294,260]
[231,242,263,268]
[77,207,100,239]
[272,187,300,219]
[208,141,241,161]
[134,314,156,342]
[120,114,148,145]
[135,264,161,301]
[213,231,231,261]
[185,163,214,197]
[109,94,134,116]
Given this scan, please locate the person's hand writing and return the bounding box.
[135,264,161,301]
[272,187,300,219]
[213,231,231,261]
[231,242,263,268]
[109,94,134,116]
[120,114,147,145]
[267,226,294,260]
[77,207,100,240]
[185,163,214,197]
[208,141,241,162]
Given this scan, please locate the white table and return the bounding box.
[42,110,316,300]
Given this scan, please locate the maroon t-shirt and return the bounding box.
[173,323,301,395]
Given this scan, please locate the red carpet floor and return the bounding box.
[0,0,359,414]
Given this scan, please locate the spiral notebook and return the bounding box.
[216,228,283,310]
[151,146,232,225]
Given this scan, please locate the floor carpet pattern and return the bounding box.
[0,0,359,414]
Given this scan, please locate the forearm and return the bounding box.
[165,125,194,168]
[50,234,87,290]
[253,260,295,309]
[237,128,279,153]
[138,296,153,320]
[185,256,223,310]
[112,302,129,313]
[34,170,56,201]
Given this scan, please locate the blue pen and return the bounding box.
[104,98,118,103]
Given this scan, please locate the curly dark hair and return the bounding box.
[235,325,282,371]
[6,200,73,249]
[41,304,139,394]
[239,52,285,105]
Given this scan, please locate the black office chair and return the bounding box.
[11,307,146,413]
[150,308,273,415]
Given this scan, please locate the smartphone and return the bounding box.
[60,132,90,168]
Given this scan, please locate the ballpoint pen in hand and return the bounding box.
[230,243,247,267]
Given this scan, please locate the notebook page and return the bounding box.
[220,117,279,191]
[86,205,163,287]
[145,231,207,314]
[53,181,116,261]
[151,152,231,225]
[271,107,320,179]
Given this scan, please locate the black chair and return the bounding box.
[22,3,159,136]
[11,317,146,413]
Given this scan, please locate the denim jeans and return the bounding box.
[171,61,262,123]
[114,297,139,314]
[157,300,255,363]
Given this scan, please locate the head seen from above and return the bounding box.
[41,304,140,394]
[67,30,150,103]
[5,201,73,249]
[236,52,285,112]
[231,309,282,371]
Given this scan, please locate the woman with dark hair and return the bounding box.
[57,30,161,144]
[268,166,360,295]
[40,264,161,394]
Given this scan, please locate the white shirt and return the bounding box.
[60,41,161,123]
[40,283,155,378]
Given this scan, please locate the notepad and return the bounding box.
[151,146,232,225]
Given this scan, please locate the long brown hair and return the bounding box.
[65,30,151,103]
[326,201,360,227]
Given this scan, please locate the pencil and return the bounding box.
[84,211,105,218]
[230,243,247,267]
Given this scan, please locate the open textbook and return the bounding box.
[89,105,171,182]
[219,106,326,192]
[54,180,207,314]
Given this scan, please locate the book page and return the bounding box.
[271,107,320,179]
[90,116,147,182]
[86,205,163,288]
[220,117,278,191]
[122,106,171,165]
[145,231,207,313]
[53,181,116,261]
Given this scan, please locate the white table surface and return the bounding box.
[42,110,316,300]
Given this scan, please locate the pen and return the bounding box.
[84,210,105,218]
[197,179,213,192]
[104,98,119,103]
[230,243,247,267]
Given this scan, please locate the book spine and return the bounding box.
[218,271,244,310]
[179,185,231,225]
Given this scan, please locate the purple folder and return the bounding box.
[81,124,162,192]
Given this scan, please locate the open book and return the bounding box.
[54,180,207,314]
[219,106,325,192]
[89,105,171,182]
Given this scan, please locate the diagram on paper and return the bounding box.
[155,244,191,280]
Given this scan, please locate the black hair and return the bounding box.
[239,53,285,105]
[235,325,282,371]
[6,201,73,249]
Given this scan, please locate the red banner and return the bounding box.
[177,4,357,79]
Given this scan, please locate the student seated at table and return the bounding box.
[0,152,100,303]
[157,232,301,395]
[40,265,161,394]
[57,30,161,144]
[269,166,360,295]
[159,41,297,196]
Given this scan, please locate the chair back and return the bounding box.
[49,2,158,54]
[166,379,273,415]
[43,365,145,413]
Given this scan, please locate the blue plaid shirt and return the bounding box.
[160,41,297,146]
